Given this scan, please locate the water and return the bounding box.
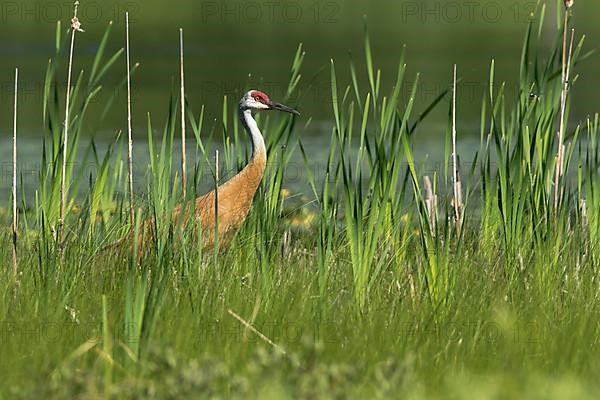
[0,0,598,198]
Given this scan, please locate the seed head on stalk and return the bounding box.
[58,0,84,254]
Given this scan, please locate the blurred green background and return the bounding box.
[1,0,598,136]
[0,0,598,199]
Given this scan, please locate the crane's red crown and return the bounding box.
[251,90,270,104]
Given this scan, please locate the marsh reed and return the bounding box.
[125,12,135,226]
[11,68,18,280]
[58,1,83,252]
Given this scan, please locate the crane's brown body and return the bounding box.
[171,148,266,248]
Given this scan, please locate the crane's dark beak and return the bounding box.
[268,101,300,116]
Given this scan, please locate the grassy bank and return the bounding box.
[2,1,600,398]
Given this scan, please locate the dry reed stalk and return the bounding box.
[554,0,574,212]
[451,64,463,232]
[423,175,437,235]
[214,150,219,253]
[554,21,575,212]
[59,1,84,250]
[180,28,187,197]
[126,12,135,226]
[12,68,18,280]
[580,198,588,232]
[227,308,287,355]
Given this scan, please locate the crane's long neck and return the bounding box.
[240,108,267,164]
[204,107,266,220]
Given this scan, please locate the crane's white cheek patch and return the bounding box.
[241,98,270,111]
[251,100,270,110]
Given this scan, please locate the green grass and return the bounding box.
[2,2,600,398]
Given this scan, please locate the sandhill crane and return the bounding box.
[163,90,299,249]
